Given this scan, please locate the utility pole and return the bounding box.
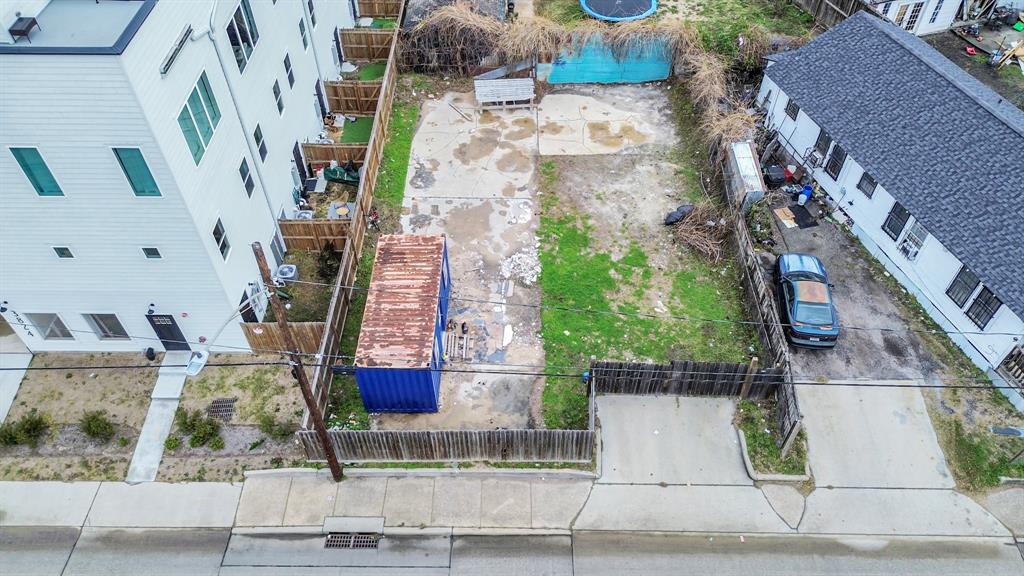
[252,242,343,481]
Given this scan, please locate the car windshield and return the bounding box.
[795,302,833,326]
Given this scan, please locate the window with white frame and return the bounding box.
[84,314,129,340]
[177,72,222,165]
[213,219,231,259]
[273,80,284,114]
[299,18,308,49]
[965,287,1001,329]
[239,158,255,197]
[53,246,74,259]
[307,0,317,27]
[882,201,910,240]
[142,247,162,259]
[26,313,73,340]
[253,124,267,161]
[283,54,295,87]
[881,1,892,14]
[903,2,925,31]
[929,0,944,23]
[227,0,260,72]
[897,220,928,260]
[813,129,831,157]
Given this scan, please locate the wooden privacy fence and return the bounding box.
[300,429,595,462]
[277,219,350,252]
[732,215,791,372]
[591,360,783,399]
[340,29,394,61]
[325,80,382,115]
[303,20,400,428]
[792,0,871,29]
[240,322,325,355]
[776,381,803,456]
[300,143,368,166]
[357,0,403,18]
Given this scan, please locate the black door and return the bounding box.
[239,292,258,323]
[292,142,308,183]
[314,80,328,119]
[146,314,190,351]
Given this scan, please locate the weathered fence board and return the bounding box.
[591,360,783,399]
[357,0,403,18]
[325,80,382,115]
[792,0,871,29]
[300,429,595,462]
[340,29,394,61]
[241,322,325,355]
[278,219,350,252]
[301,142,368,167]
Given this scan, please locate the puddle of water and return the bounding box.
[541,121,565,135]
[454,127,501,164]
[495,149,531,173]
[587,121,648,148]
[507,117,537,140]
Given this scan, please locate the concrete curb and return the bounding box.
[451,527,572,536]
[736,428,811,483]
[243,466,597,480]
[998,476,1024,485]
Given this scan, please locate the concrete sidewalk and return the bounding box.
[235,471,592,530]
[0,352,31,424]
[125,351,191,483]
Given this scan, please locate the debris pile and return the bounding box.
[667,202,729,262]
[500,245,541,285]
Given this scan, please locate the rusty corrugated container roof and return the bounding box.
[354,234,445,369]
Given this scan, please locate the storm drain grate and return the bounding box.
[325,532,381,549]
[206,398,237,421]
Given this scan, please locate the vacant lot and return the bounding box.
[538,84,756,429]
[926,31,1024,110]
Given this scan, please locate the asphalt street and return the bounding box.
[3,528,1022,575]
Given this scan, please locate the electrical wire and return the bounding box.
[279,278,1024,339]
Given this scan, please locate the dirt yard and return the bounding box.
[159,354,306,482]
[0,352,160,480]
[925,31,1024,110]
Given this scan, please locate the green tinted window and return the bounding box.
[10,148,63,196]
[113,148,160,197]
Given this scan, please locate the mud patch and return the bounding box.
[587,121,648,148]
[495,148,532,173]
[882,332,910,358]
[542,121,565,135]
[507,117,537,140]
[453,127,501,164]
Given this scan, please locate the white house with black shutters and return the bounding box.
[0,0,354,353]
[757,13,1024,407]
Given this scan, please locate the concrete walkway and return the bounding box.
[125,351,191,483]
[0,352,31,424]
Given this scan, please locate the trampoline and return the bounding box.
[580,0,657,22]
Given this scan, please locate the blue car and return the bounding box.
[774,253,840,349]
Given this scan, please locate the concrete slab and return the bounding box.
[431,478,482,527]
[220,568,450,575]
[0,526,79,575]
[335,476,388,517]
[530,479,592,529]
[0,481,100,526]
[382,478,434,527]
[984,487,1024,536]
[125,398,178,483]
[480,478,532,528]
[761,484,806,529]
[0,352,31,424]
[450,535,573,576]
[574,484,792,533]
[85,482,241,528]
[596,396,751,485]
[235,476,292,527]
[283,475,339,527]
[151,351,190,398]
[323,516,385,533]
[798,381,954,489]
[800,488,1011,536]
[63,527,230,576]
[223,531,452,568]
[536,87,675,156]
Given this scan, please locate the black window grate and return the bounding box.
[325,532,380,549]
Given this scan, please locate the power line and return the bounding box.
[280,278,1024,339]
[0,360,1016,390]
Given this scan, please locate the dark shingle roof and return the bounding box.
[765,12,1024,318]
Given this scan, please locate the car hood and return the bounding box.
[779,253,827,278]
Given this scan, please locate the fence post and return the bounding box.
[740,356,759,398]
[779,419,802,460]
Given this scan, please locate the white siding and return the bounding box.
[758,75,1024,371]
[875,0,958,35]
[0,55,239,352]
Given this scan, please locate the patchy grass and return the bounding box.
[735,400,807,476]
[933,417,1024,491]
[536,0,587,23]
[326,375,370,430]
[264,250,333,323]
[698,0,814,59]
[374,101,420,209]
[181,359,302,427]
[358,61,387,81]
[339,117,374,143]
[346,461,449,469]
[538,159,755,429]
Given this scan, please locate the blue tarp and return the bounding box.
[546,38,671,84]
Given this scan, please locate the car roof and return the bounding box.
[794,280,830,304]
[779,253,826,277]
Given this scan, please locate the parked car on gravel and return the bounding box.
[774,253,840,349]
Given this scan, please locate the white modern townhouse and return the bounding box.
[0,0,355,354]
[757,12,1024,408]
